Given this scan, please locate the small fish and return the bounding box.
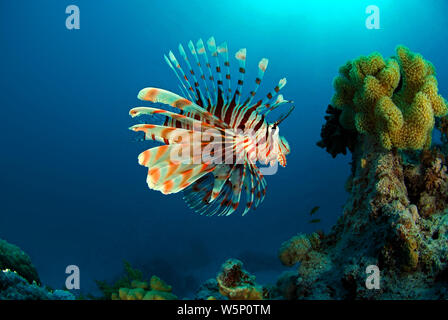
[129,37,294,217]
[308,219,321,224]
[310,206,320,216]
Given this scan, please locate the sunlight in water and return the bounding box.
[239,0,393,26]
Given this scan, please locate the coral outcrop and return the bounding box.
[0,239,40,284]
[0,269,74,300]
[216,259,264,300]
[0,238,75,300]
[275,46,448,299]
[332,46,447,150]
[195,259,265,300]
[277,133,448,299]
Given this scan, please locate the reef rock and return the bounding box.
[195,259,266,300]
[0,270,75,300]
[0,239,75,300]
[276,135,448,299]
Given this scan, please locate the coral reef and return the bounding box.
[273,46,448,299]
[195,259,266,300]
[332,46,447,150]
[0,239,40,284]
[217,259,265,300]
[0,269,74,300]
[277,133,448,299]
[96,261,177,300]
[0,238,75,300]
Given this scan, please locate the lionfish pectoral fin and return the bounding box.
[139,145,216,195]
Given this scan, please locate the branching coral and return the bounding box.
[332,46,447,150]
[216,259,264,300]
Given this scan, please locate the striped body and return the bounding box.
[129,37,293,216]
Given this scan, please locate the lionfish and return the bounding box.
[129,37,293,216]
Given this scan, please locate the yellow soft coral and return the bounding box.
[332,46,447,150]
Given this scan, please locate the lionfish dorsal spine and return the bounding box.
[257,78,288,115]
[187,40,213,109]
[232,58,269,129]
[217,42,232,101]
[164,54,191,101]
[167,50,198,102]
[178,43,207,109]
[196,38,218,110]
[246,58,269,106]
[206,37,226,106]
[234,48,247,106]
